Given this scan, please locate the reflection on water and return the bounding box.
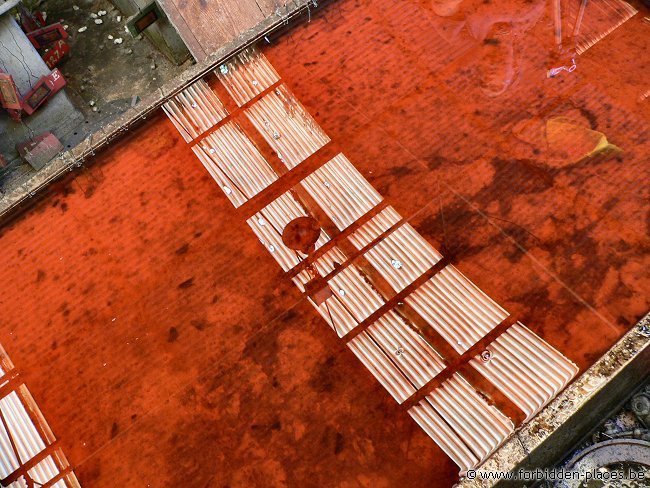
[428,0,545,96]
[423,0,638,96]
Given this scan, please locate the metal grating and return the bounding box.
[356,223,443,292]
[408,374,514,473]
[245,85,330,168]
[300,154,383,231]
[216,47,281,106]
[162,79,228,142]
[470,322,578,421]
[192,122,279,207]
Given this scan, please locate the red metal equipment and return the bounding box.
[18,5,70,68]
[22,68,66,115]
[0,69,67,121]
[41,39,70,69]
[0,73,24,121]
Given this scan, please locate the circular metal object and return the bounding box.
[632,395,650,417]
[558,439,650,488]
[480,349,492,363]
[282,217,321,255]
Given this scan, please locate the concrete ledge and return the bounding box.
[458,312,650,487]
[0,0,319,220]
[0,0,19,16]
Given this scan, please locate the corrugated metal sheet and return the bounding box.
[192,121,279,207]
[348,331,417,403]
[568,0,637,55]
[248,192,329,271]
[216,47,280,106]
[0,387,77,487]
[305,263,386,337]
[162,79,228,142]
[408,374,514,473]
[0,391,46,474]
[245,85,330,168]
[348,206,402,248]
[292,246,387,337]
[348,311,445,402]
[27,455,61,486]
[300,154,383,231]
[293,247,349,290]
[406,265,508,354]
[470,322,578,421]
[356,223,443,292]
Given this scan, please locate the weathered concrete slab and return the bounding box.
[158,0,309,61]
[0,0,19,16]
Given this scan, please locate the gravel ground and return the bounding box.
[40,0,191,122]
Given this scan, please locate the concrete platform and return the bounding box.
[0,15,83,161]
[159,0,314,60]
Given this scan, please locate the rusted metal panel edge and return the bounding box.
[0,0,319,222]
[458,312,650,487]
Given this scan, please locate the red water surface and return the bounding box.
[0,0,648,486]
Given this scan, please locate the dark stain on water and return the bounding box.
[175,243,190,255]
[110,422,119,439]
[168,327,179,342]
[84,185,96,199]
[190,319,213,331]
[334,432,344,454]
[309,355,338,394]
[178,278,194,289]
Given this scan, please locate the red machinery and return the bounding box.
[18,5,70,69]
[0,69,67,121]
